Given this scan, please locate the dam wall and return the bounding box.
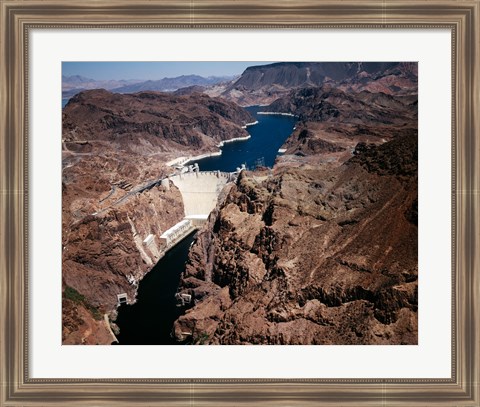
[116,170,240,307]
[169,171,232,217]
[126,171,234,279]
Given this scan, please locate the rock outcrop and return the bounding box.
[264,86,416,124]
[176,68,419,345]
[174,133,418,345]
[211,62,417,106]
[269,85,417,167]
[63,89,254,155]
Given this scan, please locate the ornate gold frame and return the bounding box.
[1,1,479,405]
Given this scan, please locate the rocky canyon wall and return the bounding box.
[174,134,418,345]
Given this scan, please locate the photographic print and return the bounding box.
[61,61,418,346]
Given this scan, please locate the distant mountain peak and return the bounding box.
[62,74,95,83]
[109,74,234,94]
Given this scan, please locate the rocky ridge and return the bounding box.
[174,133,418,344]
[63,89,254,156]
[208,62,417,106]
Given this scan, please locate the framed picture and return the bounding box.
[1,0,478,405]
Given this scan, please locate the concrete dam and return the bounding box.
[138,170,234,259]
[121,169,237,305]
[168,170,233,217]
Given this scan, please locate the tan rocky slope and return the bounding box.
[173,133,418,345]
[270,85,417,169]
[61,91,254,344]
[63,89,254,155]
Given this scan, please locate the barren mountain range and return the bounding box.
[62,74,235,99]
[207,62,418,106]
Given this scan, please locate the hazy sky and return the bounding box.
[62,62,269,80]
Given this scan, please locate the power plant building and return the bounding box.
[159,219,193,247]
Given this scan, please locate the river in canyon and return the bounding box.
[114,107,296,344]
[115,232,197,344]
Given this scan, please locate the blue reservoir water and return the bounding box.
[194,106,296,171]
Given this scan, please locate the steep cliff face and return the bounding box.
[214,62,417,106]
[174,134,417,345]
[233,62,401,89]
[61,90,254,344]
[62,174,185,310]
[172,64,418,345]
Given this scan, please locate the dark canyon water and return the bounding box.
[115,106,296,344]
[115,232,196,344]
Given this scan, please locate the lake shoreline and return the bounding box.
[166,135,253,169]
[257,111,298,117]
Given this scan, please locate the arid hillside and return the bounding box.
[270,85,417,168]
[63,89,253,155]
[207,62,417,106]
[174,134,418,344]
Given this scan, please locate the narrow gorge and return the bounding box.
[61,90,256,344]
